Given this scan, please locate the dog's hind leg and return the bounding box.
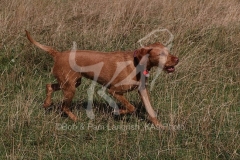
[60,77,81,122]
[43,78,81,108]
[44,83,60,108]
[61,82,78,122]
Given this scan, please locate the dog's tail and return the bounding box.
[25,30,58,57]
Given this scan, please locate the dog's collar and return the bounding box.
[143,70,150,77]
[133,50,150,77]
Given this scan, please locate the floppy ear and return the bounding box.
[134,47,152,65]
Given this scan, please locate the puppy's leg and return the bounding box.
[108,90,135,114]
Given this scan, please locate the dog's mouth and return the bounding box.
[163,57,179,73]
[164,66,175,73]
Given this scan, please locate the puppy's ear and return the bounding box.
[134,48,152,65]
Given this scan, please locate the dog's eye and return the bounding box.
[150,54,160,58]
[150,51,167,57]
[160,51,168,56]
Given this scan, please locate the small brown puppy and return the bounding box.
[26,30,178,128]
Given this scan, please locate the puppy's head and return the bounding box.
[135,43,179,73]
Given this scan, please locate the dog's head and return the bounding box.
[134,43,179,73]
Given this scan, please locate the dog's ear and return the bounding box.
[134,47,152,65]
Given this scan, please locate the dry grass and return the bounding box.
[0,0,240,159]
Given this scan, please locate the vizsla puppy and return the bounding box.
[26,30,179,128]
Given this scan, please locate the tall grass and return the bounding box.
[1,0,240,159]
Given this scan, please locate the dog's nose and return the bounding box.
[172,57,179,64]
[175,57,179,63]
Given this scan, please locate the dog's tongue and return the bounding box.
[167,66,175,72]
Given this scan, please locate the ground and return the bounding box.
[0,0,240,159]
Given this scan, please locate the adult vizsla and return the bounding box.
[26,30,179,128]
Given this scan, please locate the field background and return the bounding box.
[0,0,240,159]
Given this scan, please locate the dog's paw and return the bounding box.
[43,102,53,108]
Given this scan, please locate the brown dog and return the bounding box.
[26,30,178,128]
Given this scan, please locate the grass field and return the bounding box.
[1,0,240,159]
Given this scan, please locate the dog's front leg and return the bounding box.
[138,88,164,128]
[108,90,135,114]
